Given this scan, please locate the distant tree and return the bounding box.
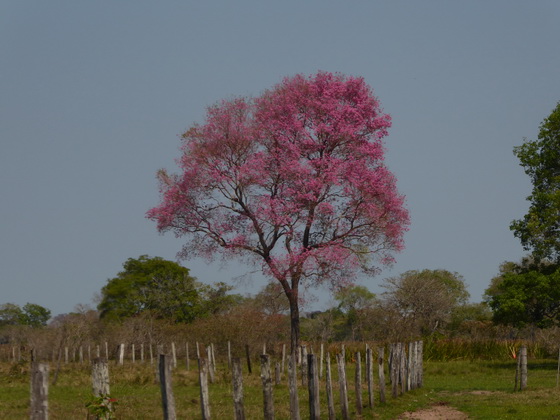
[251,282,290,316]
[334,285,378,340]
[335,285,377,313]
[198,281,245,316]
[20,303,51,327]
[301,309,342,342]
[98,255,203,322]
[0,303,50,328]
[485,258,560,329]
[0,303,24,327]
[511,102,560,262]
[147,72,409,352]
[381,269,469,336]
[447,303,493,337]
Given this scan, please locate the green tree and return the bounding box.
[198,282,245,316]
[0,303,24,327]
[511,102,560,262]
[334,285,378,340]
[98,255,203,322]
[0,303,50,328]
[335,285,377,314]
[20,303,51,327]
[447,303,492,336]
[381,269,469,336]
[485,258,560,328]
[251,282,290,316]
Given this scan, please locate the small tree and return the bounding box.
[511,102,560,262]
[98,255,202,322]
[381,269,469,336]
[20,303,51,328]
[148,72,409,351]
[0,303,24,327]
[0,303,50,328]
[485,258,560,329]
[334,285,377,340]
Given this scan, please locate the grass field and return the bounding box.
[2,357,560,419]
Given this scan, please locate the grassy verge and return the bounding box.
[2,358,560,419]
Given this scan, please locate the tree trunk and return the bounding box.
[288,292,300,355]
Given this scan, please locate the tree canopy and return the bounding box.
[0,302,51,328]
[98,255,223,323]
[485,258,560,328]
[147,71,409,351]
[511,102,560,262]
[381,269,469,335]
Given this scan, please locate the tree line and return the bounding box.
[1,254,558,354]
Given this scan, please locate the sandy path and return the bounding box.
[398,404,469,419]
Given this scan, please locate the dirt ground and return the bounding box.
[398,404,469,419]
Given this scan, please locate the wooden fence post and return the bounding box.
[275,362,282,385]
[355,351,363,415]
[210,343,216,374]
[417,341,424,388]
[281,344,286,374]
[325,353,336,420]
[398,343,406,395]
[288,354,301,420]
[514,351,520,392]
[520,346,528,391]
[232,358,245,420]
[91,358,113,419]
[30,362,48,420]
[366,347,374,408]
[410,341,417,390]
[185,342,190,370]
[319,343,324,379]
[336,353,349,420]
[228,341,232,369]
[307,354,320,420]
[245,344,252,375]
[260,354,275,420]
[207,346,215,384]
[301,345,308,387]
[198,358,211,420]
[159,353,176,420]
[92,358,110,396]
[171,342,177,369]
[406,342,413,391]
[391,344,399,398]
[556,348,560,387]
[378,347,386,404]
[118,344,125,365]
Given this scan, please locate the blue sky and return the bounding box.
[1,1,559,316]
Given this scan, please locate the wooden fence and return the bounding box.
[20,341,426,419]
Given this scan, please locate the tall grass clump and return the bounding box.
[425,338,551,361]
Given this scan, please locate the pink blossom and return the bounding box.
[147,72,409,350]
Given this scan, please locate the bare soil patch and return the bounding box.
[399,403,469,419]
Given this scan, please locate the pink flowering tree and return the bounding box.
[147,72,409,352]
